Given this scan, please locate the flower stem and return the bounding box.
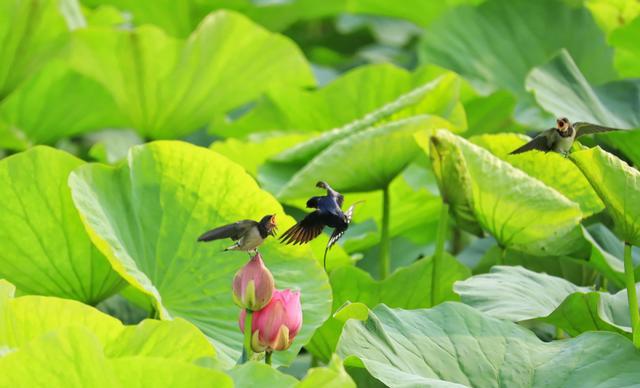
[379,184,391,279]
[623,242,640,348]
[242,310,253,363]
[265,351,272,365]
[432,202,449,305]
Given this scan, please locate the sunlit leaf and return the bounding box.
[570,147,640,245]
[69,141,331,365]
[338,303,640,387]
[609,16,640,77]
[470,133,604,217]
[455,265,636,337]
[0,0,84,98]
[0,147,123,303]
[69,10,314,139]
[421,130,584,255]
[227,362,298,387]
[0,61,124,150]
[297,355,355,388]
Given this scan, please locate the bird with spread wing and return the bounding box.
[197,214,277,256]
[509,117,625,156]
[280,181,360,270]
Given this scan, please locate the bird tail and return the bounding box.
[323,245,329,272]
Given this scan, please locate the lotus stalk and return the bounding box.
[432,201,449,304]
[623,242,640,347]
[380,184,391,279]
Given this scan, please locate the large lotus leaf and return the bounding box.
[297,355,356,388]
[68,10,314,139]
[455,266,637,338]
[0,0,84,98]
[212,64,461,138]
[0,288,218,364]
[337,303,640,387]
[0,147,123,303]
[210,132,315,177]
[68,141,331,366]
[279,116,454,200]
[419,0,615,97]
[228,362,298,388]
[526,50,640,165]
[609,16,640,77]
[422,130,584,256]
[0,328,232,387]
[570,147,640,246]
[0,61,124,150]
[470,133,604,216]
[270,71,465,167]
[307,255,469,362]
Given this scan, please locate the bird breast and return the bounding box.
[238,227,264,250]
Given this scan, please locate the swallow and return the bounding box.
[509,117,623,156]
[280,181,359,270]
[198,214,277,255]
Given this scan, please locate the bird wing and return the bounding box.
[508,129,554,155]
[574,122,623,137]
[279,211,325,245]
[197,220,256,242]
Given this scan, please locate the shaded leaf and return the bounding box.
[338,302,640,387]
[455,265,636,337]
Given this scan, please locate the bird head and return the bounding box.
[315,181,329,189]
[556,117,571,134]
[259,214,278,236]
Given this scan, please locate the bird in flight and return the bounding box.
[198,214,277,256]
[280,181,359,270]
[509,117,623,156]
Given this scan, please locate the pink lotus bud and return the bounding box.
[232,253,274,311]
[239,289,302,352]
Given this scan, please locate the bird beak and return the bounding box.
[269,215,278,236]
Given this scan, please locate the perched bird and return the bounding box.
[509,117,623,156]
[198,214,277,255]
[280,181,359,270]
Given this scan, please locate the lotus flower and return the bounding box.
[232,253,274,311]
[239,289,302,352]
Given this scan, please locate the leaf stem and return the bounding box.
[623,242,640,348]
[265,351,272,365]
[242,309,253,363]
[432,201,449,305]
[496,245,505,266]
[379,184,391,279]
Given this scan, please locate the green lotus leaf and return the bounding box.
[338,303,640,387]
[0,286,218,364]
[228,362,298,388]
[0,61,124,150]
[213,64,462,139]
[68,141,331,366]
[420,0,615,97]
[526,50,640,165]
[297,355,355,388]
[585,0,640,36]
[0,0,84,98]
[570,147,640,245]
[609,16,640,77]
[470,133,604,217]
[307,255,469,362]
[0,147,123,303]
[279,116,454,200]
[455,265,637,338]
[422,130,584,256]
[269,71,465,167]
[210,132,315,177]
[0,327,231,387]
[68,10,314,139]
